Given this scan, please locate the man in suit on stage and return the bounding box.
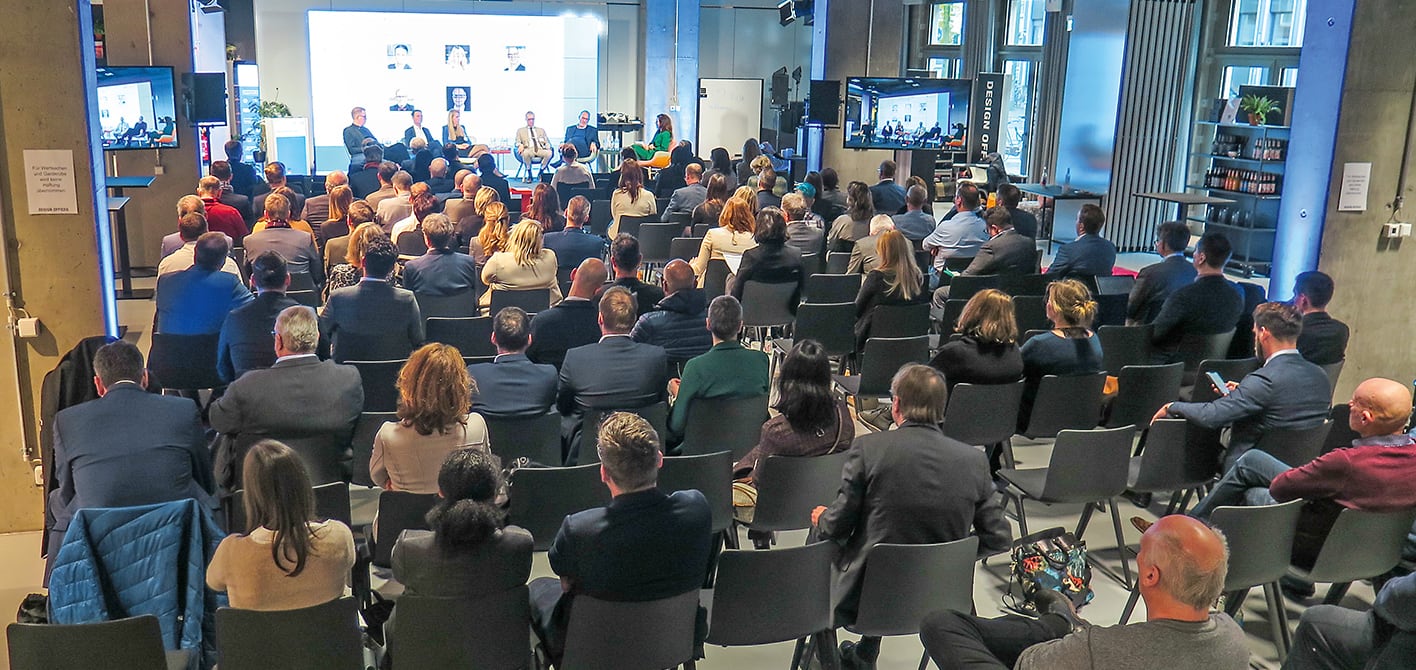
[1046,204,1117,280]
[467,307,559,419]
[1127,222,1197,325]
[402,109,440,155]
[218,250,300,383]
[321,236,423,362]
[343,107,377,162]
[515,111,553,179]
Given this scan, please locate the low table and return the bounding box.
[1016,185,1106,253]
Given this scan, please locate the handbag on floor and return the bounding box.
[1003,527,1094,615]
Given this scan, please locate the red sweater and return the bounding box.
[1270,435,1416,511]
[202,197,251,242]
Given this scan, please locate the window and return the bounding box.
[1280,67,1298,87]
[929,2,965,46]
[1005,0,1045,47]
[1228,0,1306,47]
[1002,60,1035,174]
[1222,65,1271,97]
[928,57,962,79]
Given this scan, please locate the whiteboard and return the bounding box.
[697,78,763,154]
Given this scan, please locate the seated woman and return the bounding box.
[609,159,655,237]
[370,343,489,493]
[1018,278,1103,427]
[732,339,853,485]
[736,138,760,187]
[745,155,789,197]
[442,109,473,158]
[630,113,674,165]
[523,183,566,233]
[469,200,509,266]
[550,143,593,189]
[827,181,876,253]
[691,173,729,234]
[853,229,926,350]
[690,197,757,288]
[731,207,805,308]
[324,222,390,300]
[480,220,563,308]
[929,288,1024,391]
[207,440,356,611]
[730,185,758,215]
[317,184,355,253]
[704,147,738,192]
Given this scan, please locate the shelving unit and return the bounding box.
[1187,120,1290,277]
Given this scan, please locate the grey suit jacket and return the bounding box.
[963,230,1037,276]
[244,227,324,285]
[1046,234,1117,278]
[391,526,533,599]
[556,336,669,418]
[848,234,883,274]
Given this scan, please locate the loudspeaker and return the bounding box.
[770,71,790,107]
[183,72,226,125]
[806,80,841,125]
[782,102,805,134]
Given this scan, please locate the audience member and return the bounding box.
[666,295,769,445]
[1293,270,1349,366]
[252,187,318,242]
[376,171,415,231]
[782,192,824,255]
[923,183,990,273]
[732,339,853,483]
[316,185,355,253]
[1046,204,1118,279]
[196,176,250,242]
[243,193,324,285]
[812,364,1012,667]
[602,234,665,317]
[361,161,399,210]
[390,183,438,243]
[869,160,907,215]
[157,213,240,277]
[892,184,936,242]
[467,307,559,418]
[848,214,895,274]
[755,169,783,210]
[551,143,594,189]
[794,180,829,228]
[321,237,425,360]
[1019,279,1103,426]
[207,440,356,610]
[827,181,876,252]
[402,214,478,297]
[324,201,376,279]
[210,160,255,224]
[815,167,848,222]
[524,183,566,233]
[218,250,299,383]
[854,230,927,349]
[471,200,510,265]
[930,288,1025,391]
[348,148,387,200]
[1127,221,1197,324]
[426,157,454,194]
[731,207,806,307]
[155,232,252,335]
[253,162,304,220]
[527,258,609,369]
[691,173,729,232]
[666,163,708,216]
[372,343,489,492]
[1149,231,1246,361]
[610,159,656,237]
[325,222,387,298]
[1285,570,1416,669]
[691,198,757,287]
[303,171,346,229]
[222,140,263,198]
[737,139,761,186]
[655,144,698,198]
[919,516,1246,670]
[480,220,564,309]
[543,196,607,272]
[444,173,482,239]
[477,153,512,205]
[929,207,1037,310]
[630,259,711,369]
[997,183,1038,238]
[704,146,738,192]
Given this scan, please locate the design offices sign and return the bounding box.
[967,72,1005,163]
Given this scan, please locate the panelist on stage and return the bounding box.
[515,111,553,179]
[443,109,475,158]
[563,110,600,164]
[343,107,377,160]
[403,109,439,153]
[630,113,674,165]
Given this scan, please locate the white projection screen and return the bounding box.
[307,10,599,170]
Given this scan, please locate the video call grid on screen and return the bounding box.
[843,77,972,150]
[307,10,599,170]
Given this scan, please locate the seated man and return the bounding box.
[155,232,253,335]
[1045,204,1117,279]
[253,161,304,220]
[222,140,263,199]
[376,170,415,231]
[1153,302,1333,469]
[1187,378,1416,569]
[302,171,346,229]
[543,196,609,274]
[923,183,990,274]
[783,192,825,255]
[401,213,478,297]
[321,236,424,361]
[600,233,663,318]
[243,193,324,285]
[349,149,390,201]
[848,215,894,274]
[196,175,250,243]
[527,259,609,369]
[813,363,1012,667]
[425,157,455,194]
[756,170,783,210]
[515,111,553,178]
[630,259,711,370]
[157,211,240,277]
[919,515,1247,670]
[563,110,600,165]
[47,340,215,570]
[997,183,1038,238]
[869,160,907,215]
[666,164,708,215]
[665,296,769,447]
[1127,221,1197,325]
[930,207,1034,309]
[557,287,670,464]
[208,305,363,488]
[217,250,299,383]
[389,183,438,242]
[528,412,712,662]
[1285,571,1416,669]
[891,184,936,242]
[1149,231,1244,361]
[1293,270,1350,366]
[467,307,558,418]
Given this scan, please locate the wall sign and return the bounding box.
[967,72,1005,163]
[23,150,78,215]
[1337,162,1370,212]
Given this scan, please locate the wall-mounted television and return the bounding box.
[95,66,179,150]
[843,77,971,150]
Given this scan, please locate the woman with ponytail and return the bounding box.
[1018,278,1104,426]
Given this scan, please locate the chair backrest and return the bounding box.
[215,597,363,670]
[825,251,851,274]
[679,394,769,460]
[229,429,355,490]
[751,451,853,532]
[488,288,551,316]
[1189,357,1261,403]
[288,271,317,292]
[1252,420,1333,468]
[1322,404,1361,455]
[790,302,857,359]
[1020,329,1049,345]
[1036,426,1134,504]
[148,333,223,391]
[692,223,713,238]
[588,199,613,236]
[947,274,999,302]
[1098,324,1153,375]
[373,490,439,568]
[349,359,406,412]
[485,412,563,466]
[1130,419,1217,492]
[618,214,657,238]
[396,230,428,256]
[659,451,734,532]
[741,281,798,328]
[287,290,321,308]
[332,331,413,363]
[938,299,968,334]
[1020,373,1108,438]
[507,464,611,550]
[1304,508,1416,584]
[1320,360,1344,399]
[1105,363,1184,429]
[414,290,479,320]
[998,273,1051,297]
[424,316,496,359]
[1093,275,1135,295]
[850,537,979,636]
[7,615,171,670]
[1210,500,1305,591]
[392,587,531,670]
[669,237,703,262]
[561,590,699,670]
[856,335,930,397]
[1012,294,1051,333]
[800,252,822,276]
[704,259,732,299]
[350,411,397,487]
[1176,330,1236,377]
[638,223,680,263]
[942,381,1025,447]
[869,302,931,338]
[706,542,834,646]
[665,211,694,227]
[579,402,669,464]
[1095,293,1128,327]
[803,273,862,304]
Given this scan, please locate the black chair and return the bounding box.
[227,481,353,532]
[371,490,438,568]
[669,237,703,262]
[803,273,862,304]
[660,450,735,533]
[215,597,363,670]
[800,252,822,276]
[350,411,397,488]
[7,615,191,670]
[665,211,694,227]
[1093,275,1134,295]
[1098,324,1153,375]
[555,266,574,299]
[704,259,731,299]
[489,288,551,316]
[392,587,532,670]
[1252,420,1333,468]
[679,394,769,460]
[705,542,834,667]
[508,464,610,551]
[1322,404,1361,455]
[1020,329,1049,345]
[232,246,247,283]
[770,302,855,375]
[148,333,224,392]
[833,335,930,402]
[825,251,851,274]
[847,537,980,670]
[556,183,595,205]
[485,412,563,466]
[1105,363,1183,429]
[639,222,680,268]
[396,230,428,257]
[1012,295,1051,333]
[1126,419,1221,515]
[1095,293,1128,327]
[1182,357,1261,402]
[618,213,657,238]
[743,451,853,536]
[946,274,999,302]
[1174,330,1236,386]
[425,316,496,360]
[332,331,414,363]
[1018,373,1108,439]
[1291,508,1416,605]
[741,281,798,342]
[588,199,613,236]
[868,302,931,338]
[348,359,405,412]
[287,290,321,308]
[692,223,713,238]
[998,273,1050,297]
[288,271,317,292]
[414,290,478,319]
[998,426,1138,585]
[579,403,670,464]
[937,298,968,334]
[943,381,1025,467]
[555,591,699,670]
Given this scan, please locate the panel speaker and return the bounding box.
[806,79,841,125]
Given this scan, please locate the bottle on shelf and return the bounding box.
[1041,168,1049,186]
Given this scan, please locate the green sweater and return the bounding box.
[632,130,673,160]
[668,340,770,437]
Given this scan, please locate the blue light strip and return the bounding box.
[1270,0,1356,300]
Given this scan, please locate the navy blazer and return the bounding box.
[1298,311,1350,366]
[1127,254,1197,324]
[321,279,424,360]
[49,385,214,533]
[556,336,669,417]
[402,249,480,297]
[217,291,299,383]
[1150,274,1245,350]
[527,300,604,369]
[1046,234,1117,278]
[467,353,559,418]
[869,180,906,216]
[155,267,254,335]
[962,230,1037,276]
[543,229,609,271]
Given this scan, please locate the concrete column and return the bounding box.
[811,0,904,184]
[0,0,107,531]
[643,0,699,149]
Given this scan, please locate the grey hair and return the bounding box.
[274,305,320,354]
[707,295,743,341]
[1154,525,1230,611]
[869,214,895,236]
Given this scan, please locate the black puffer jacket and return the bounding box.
[630,288,712,366]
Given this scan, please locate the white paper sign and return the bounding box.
[1338,162,1371,212]
[24,150,78,215]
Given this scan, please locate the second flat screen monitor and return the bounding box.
[843,77,971,150]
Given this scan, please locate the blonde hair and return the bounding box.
[478,202,509,256]
[446,110,466,141]
[956,289,1018,345]
[750,155,773,173]
[1046,279,1098,333]
[875,230,921,301]
[473,186,500,215]
[718,198,756,235]
[508,220,545,267]
[346,222,386,267]
[730,185,758,214]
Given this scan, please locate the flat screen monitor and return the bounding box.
[843,77,971,151]
[96,66,179,150]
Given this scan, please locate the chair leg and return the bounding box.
[1118,586,1141,624]
[813,629,840,670]
[791,637,807,670]
[1264,581,1292,660]
[1075,502,1096,538]
[1107,498,1132,587]
[1012,493,1030,536]
[918,648,932,670]
[1163,490,1184,516]
[1323,581,1352,606]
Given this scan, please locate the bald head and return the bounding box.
[324,171,348,190]
[454,170,473,191]
[569,258,608,298]
[1138,515,1228,618]
[461,172,482,196]
[662,259,696,294]
[1349,378,1413,437]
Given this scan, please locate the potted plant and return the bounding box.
[1240,94,1282,126]
[244,99,291,163]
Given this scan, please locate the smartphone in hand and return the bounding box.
[1206,371,1230,396]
